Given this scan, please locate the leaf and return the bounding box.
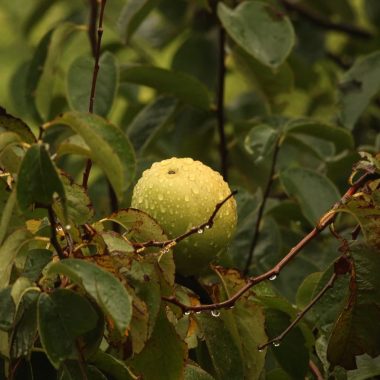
[127,95,178,154]
[196,313,245,380]
[265,309,309,378]
[0,287,15,331]
[51,112,136,201]
[67,52,119,117]
[35,23,77,120]
[0,107,36,143]
[0,132,22,156]
[16,144,66,213]
[280,167,340,226]
[218,1,295,68]
[184,364,215,380]
[120,65,211,110]
[56,135,91,158]
[130,307,187,380]
[117,0,158,43]
[47,259,132,335]
[0,187,21,246]
[338,51,380,130]
[327,243,380,369]
[91,351,135,380]
[244,124,279,164]
[295,272,322,310]
[22,249,53,282]
[347,354,380,380]
[285,118,354,153]
[0,229,31,288]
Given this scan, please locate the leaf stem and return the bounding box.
[47,206,66,260]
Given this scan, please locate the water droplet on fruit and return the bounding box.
[211,310,220,317]
[158,194,163,201]
[269,274,277,281]
[273,340,281,347]
[185,195,189,202]
[137,197,143,204]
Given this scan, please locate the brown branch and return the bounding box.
[257,272,337,350]
[243,138,281,275]
[279,0,373,39]
[309,360,324,380]
[47,206,66,260]
[162,172,375,313]
[134,190,238,250]
[88,0,98,57]
[82,0,107,190]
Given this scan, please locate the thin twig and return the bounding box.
[279,0,373,39]
[47,206,66,260]
[216,25,228,180]
[258,272,337,350]
[309,360,324,380]
[88,0,98,57]
[163,172,375,313]
[82,0,107,190]
[134,191,238,250]
[243,138,281,275]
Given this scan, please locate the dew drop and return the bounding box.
[258,347,264,353]
[197,228,204,234]
[185,195,189,202]
[269,274,277,281]
[192,186,199,194]
[184,311,191,316]
[158,194,164,201]
[211,310,220,317]
[195,311,202,315]
[273,340,281,347]
[205,224,211,229]
[138,197,143,204]
[65,224,71,230]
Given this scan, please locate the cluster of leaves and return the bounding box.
[0,0,380,379]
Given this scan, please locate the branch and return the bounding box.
[162,172,375,313]
[243,137,281,275]
[134,190,238,250]
[82,0,107,190]
[88,0,98,57]
[309,360,324,380]
[47,206,66,260]
[279,0,373,39]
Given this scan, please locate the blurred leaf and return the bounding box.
[218,1,295,68]
[91,351,135,380]
[130,307,187,380]
[0,287,15,331]
[185,364,215,380]
[120,65,210,110]
[10,289,40,359]
[16,144,66,213]
[47,259,132,336]
[295,272,322,310]
[244,124,279,164]
[117,0,158,43]
[339,51,380,130]
[265,309,309,378]
[0,132,21,156]
[196,313,245,380]
[285,119,354,153]
[51,112,136,201]
[127,95,178,154]
[347,354,380,380]
[280,167,340,226]
[56,135,91,159]
[35,23,77,121]
[327,243,380,369]
[0,107,35,144]
[0,187,22,246]
[22,249,53,282]
[67,52,119,117]
[0,229,31,288]
[365,0,380,26]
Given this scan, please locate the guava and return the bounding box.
[131,157,237,276]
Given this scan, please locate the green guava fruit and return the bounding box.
[131,157,237,275]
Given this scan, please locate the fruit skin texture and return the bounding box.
[131,157,237,276]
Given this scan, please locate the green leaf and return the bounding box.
[91,351,135,380]
[0,107,36,143]
[244,124,279,164]
[280,167,340,226]
[120,65,211,110]
[0,229,31,288]
[218,1,295,68]
[47,259,132,335]
[0,187,21,246]
[347,354,380,380]
[10,289,40,359]
[56,135,91,159]
[127,95,178,154]
[67,52,119,117]
[0,132,22,155]
[327,243,380,369]
[22,249,53,282]
[35,23,77,120]
[196,313,245,380]
[285,119,354,153]
[16,144,66,213]
[265,309,309,378]
[295,272,322,310]
[117,0,158,43]
[51,112,136,201]
[0,287,15,331]
[185,364,215,380]
[130,307,187,380]
[338,50,380,130]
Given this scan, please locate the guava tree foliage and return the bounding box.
[0,0,380,379]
